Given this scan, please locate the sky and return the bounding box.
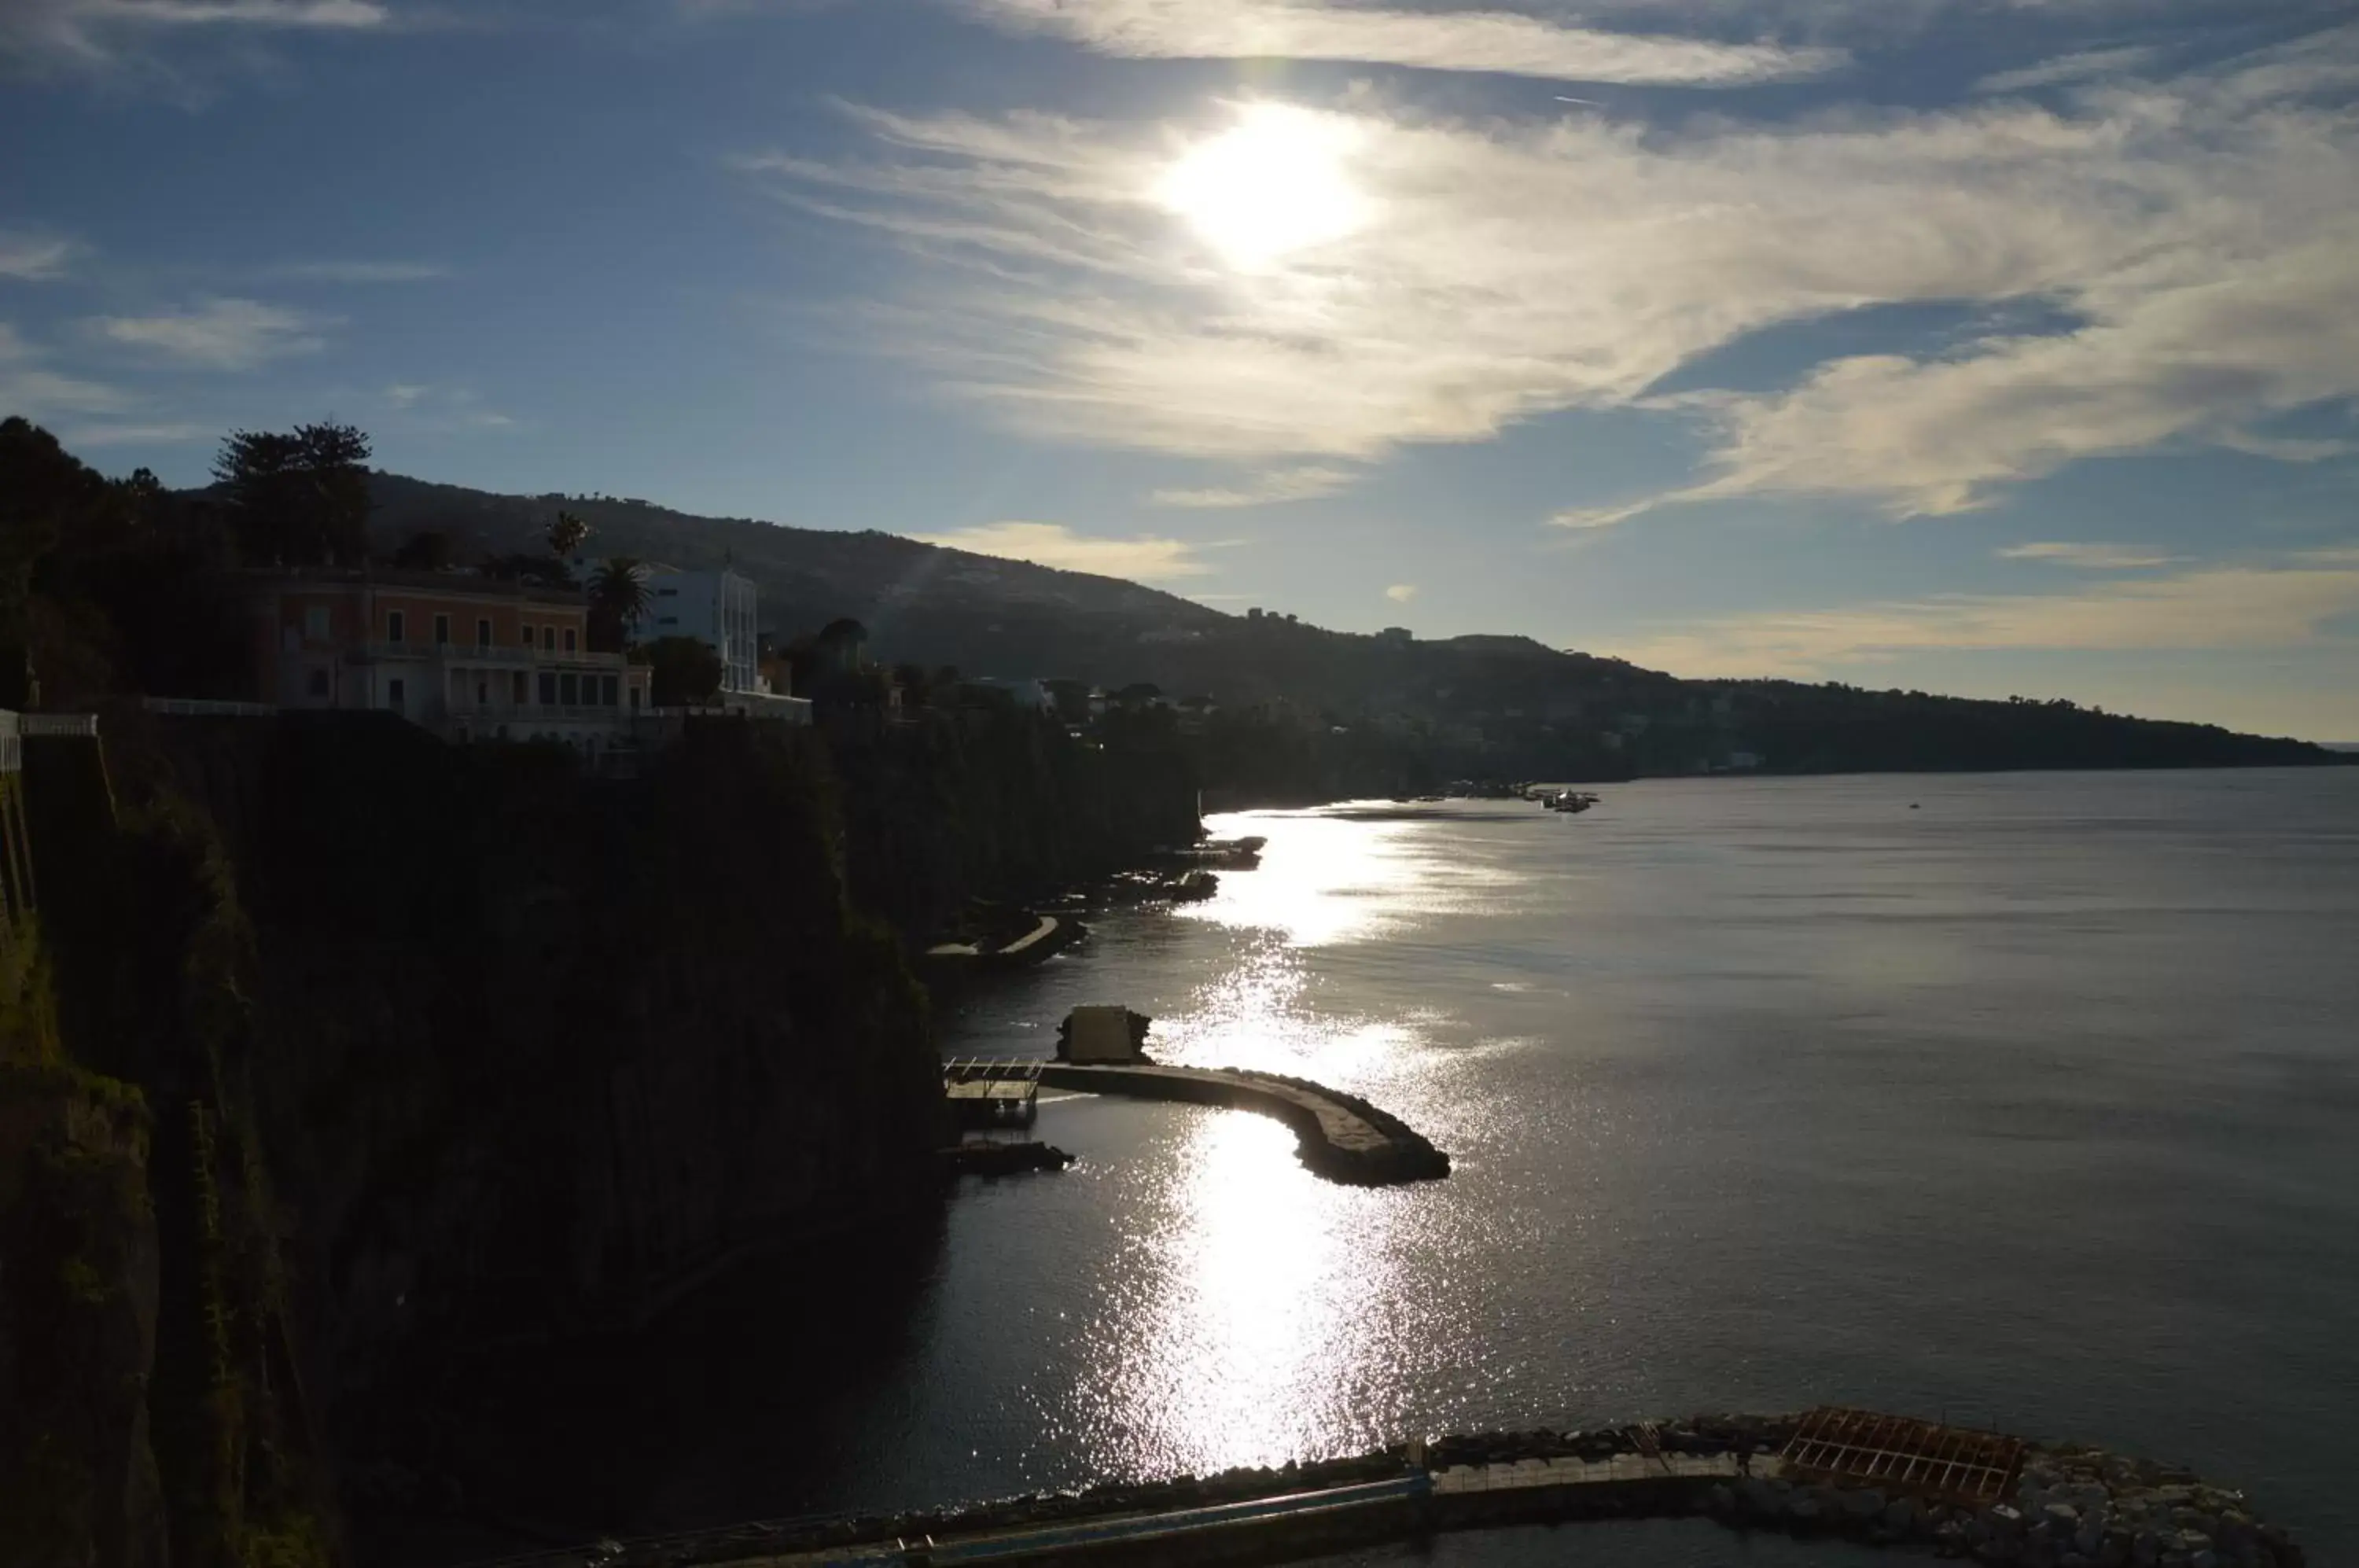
[3,0,2357,739]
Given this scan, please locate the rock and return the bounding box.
[1847,1487,1888,1519]
[1885,1497,1922,1535]
[1706,1484,1735,1515]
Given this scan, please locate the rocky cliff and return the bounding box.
[10,711,952,1565]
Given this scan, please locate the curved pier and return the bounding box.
[476,1409,2307,1568]
[1036,1063,1451,1184]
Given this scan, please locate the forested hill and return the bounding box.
[366,472,1224,678]
[364,471,2343,778]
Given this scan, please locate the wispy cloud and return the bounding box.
[913,521,1216,582]
[375,381,517,431]
[1975,44,2164,94]
[268,259,448,283]
[1150,463,1355,509]
[0,231,79,281]
[1610,553,2359,678]
[89,296,327,370]
[957,0,1846,86]
[1998,541,2185,569]
[0,321,127,417]
[58,421,203,445]
[3,0,391,88]
[1386,583,1418,603]
[749,24,2359,517]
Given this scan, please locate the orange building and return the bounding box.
[244,569,652,751]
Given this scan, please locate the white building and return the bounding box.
[623,565,762,693]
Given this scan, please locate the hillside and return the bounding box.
[364,472,2342,779]
[367,472,1224,683]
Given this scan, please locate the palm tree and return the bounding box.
[588,557,651,652]
[546,509,591,560]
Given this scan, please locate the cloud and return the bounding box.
[0,321,127,416]
[1974,44,2164,94]
[269,259,447,283]
[0,231,78,281]
[1150,463,1355,508]
[1386,583,1418,603]
[912,521,1216,582]
[375,381,517,431]
[957,0,1845,86]
[2,0,390,86]
[90,296,326,370]
[1609,553,2359,678]
[57,421,203,445]
[86,1,385,24]
[1998,541,2185,569]
[751,24,2359,516]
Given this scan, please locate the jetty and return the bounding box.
[468,1408,2306,1568]
[1038,1063,1450,1185]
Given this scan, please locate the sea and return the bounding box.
[478,767,2359,1567]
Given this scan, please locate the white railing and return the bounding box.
[20,712,101,737]
[644,695,813,725]
[349,642,623,668]
[456,705,637,723]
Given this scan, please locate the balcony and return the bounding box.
[445,702,643,723]
[342,641,624,669]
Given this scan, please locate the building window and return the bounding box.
[602,674,618,706]
[476,679,488,705]
[388,677,406,712]
[629,686,642,711]
[477,617,492,648]
[304,605,329,639]
[537,672,556,705]
[521,622,534,647]
[388,609,406,644]
[434,613,451,646]
[564,627,577,653]
[512,672,527,705]
[307,668,329,698]
[560,672,580,705]
[543,627,555,652]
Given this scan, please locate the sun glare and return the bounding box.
[1156,105,1367,270]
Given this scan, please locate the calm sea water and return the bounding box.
[502,768,2359,1566]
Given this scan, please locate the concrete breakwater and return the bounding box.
[1035,1064,1451,1184]
[475,1410,2306,1568]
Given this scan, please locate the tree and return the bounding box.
[213,421,373,566]
[390,529,455,571]
[546,510,590,560]
[479,551,572,588]
[643,635,723,707]
[588,558,650,653]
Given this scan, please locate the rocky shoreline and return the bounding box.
[480,1412,2306,1568]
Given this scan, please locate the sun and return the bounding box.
[1155,104,1367,271]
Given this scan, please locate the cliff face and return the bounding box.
[0,1057,168,1568]
[828,709,1204,940]
[18,711,949,1562]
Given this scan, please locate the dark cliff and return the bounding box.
[10,712,952,1566]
